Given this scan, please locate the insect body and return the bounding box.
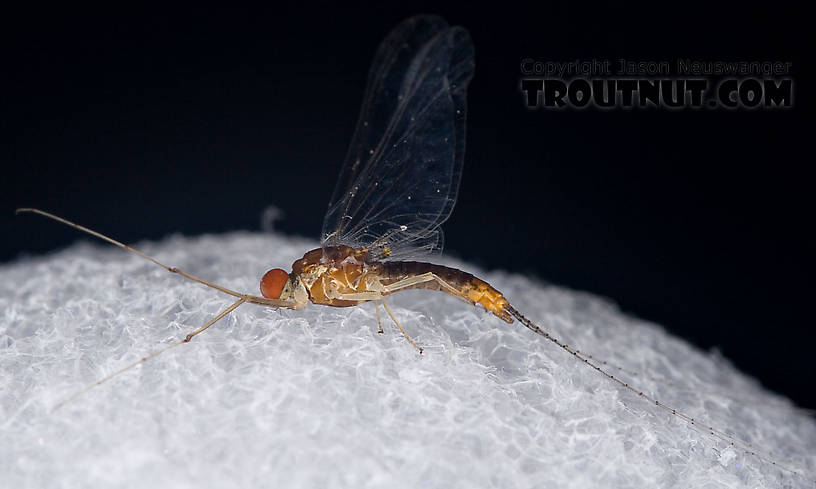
[257,245,512,352]
[16,15,811,482]
[263,246,512,319]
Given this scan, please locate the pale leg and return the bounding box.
[332,272,471,354]
[373,301,384,334]
[52,298,246,411]
[380,297,422,354]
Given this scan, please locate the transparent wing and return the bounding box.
[320,15,474,261]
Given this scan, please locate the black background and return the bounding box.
[2,5,812,407]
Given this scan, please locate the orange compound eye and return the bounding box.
[260,268,289,299]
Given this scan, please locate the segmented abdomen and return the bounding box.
[381,261,512,323]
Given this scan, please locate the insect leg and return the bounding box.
[380,297,422,354]
[330,291,384,301]
[378,272,471,304]
[373,301,384,334]
[52,298,246,411]
[328,290,421,351]
[17,208,249,301]
[17,209,307,309]
[244,295,303,309]
[336,273,460,301]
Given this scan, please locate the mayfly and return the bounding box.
[16,15,808,481]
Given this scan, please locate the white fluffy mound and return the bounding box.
[1,231,814,488]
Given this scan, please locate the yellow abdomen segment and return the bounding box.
[465,279,512,323]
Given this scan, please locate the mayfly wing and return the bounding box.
[321,15,475,261]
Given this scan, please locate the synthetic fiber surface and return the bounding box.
[2,231,814,488]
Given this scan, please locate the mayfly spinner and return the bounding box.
[16,15,808,480]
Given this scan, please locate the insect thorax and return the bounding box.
[291,246,382,307]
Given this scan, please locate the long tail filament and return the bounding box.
[504,304,807,481]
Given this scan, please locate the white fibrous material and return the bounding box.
[1,231,814,488]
